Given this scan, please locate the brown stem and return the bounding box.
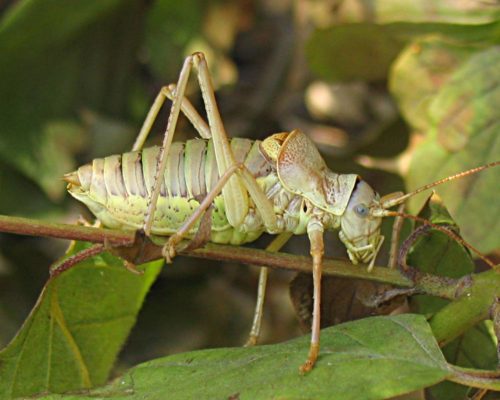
[0,213,470,296]
[0,214,414,287]
[0,215,134,246]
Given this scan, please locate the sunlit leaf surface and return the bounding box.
[406,47,500,254]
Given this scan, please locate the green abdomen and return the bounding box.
[68,138,276,245]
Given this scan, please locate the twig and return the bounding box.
[0,215,134,246]
[1,214,411,288]
[0,214,476,298]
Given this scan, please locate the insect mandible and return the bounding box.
[63,52,499,373]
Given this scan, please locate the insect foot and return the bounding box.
[162,236,180,264]
[299,343,319,374]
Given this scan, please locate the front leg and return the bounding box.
[300,219,325,373]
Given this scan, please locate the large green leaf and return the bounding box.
[0,242,162,399]
[431,321,498,400]
[443,322,497,371]
[390,36,483,132]
[38,314,452,400]
[406,46,500,254]
[0,0,143,200]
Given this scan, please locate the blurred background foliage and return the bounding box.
[0,0,498,398]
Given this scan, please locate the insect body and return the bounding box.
[65,131,383,267]
[64,52,498,373]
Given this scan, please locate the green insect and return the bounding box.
[64,52,499,372]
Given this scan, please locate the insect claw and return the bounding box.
[75,215,96,227]
[167,83,177,93]
[299,343,319,374]
[244,335,258,347]
[124,261,144,275]
[299,361,313,374]
[367,258,376,272]
[162,239,177,264]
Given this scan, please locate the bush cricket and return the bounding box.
[64,52,499,372]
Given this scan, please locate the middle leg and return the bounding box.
[245,232,293,346]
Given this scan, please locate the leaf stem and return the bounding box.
[429,270,499,346]
[447,364,500,391]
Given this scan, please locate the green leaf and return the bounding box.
[430,270,499,346]
[430,321,498,400]
[407,194,475,278]
[38,314,452,400]
[407,194,475,315]
[390,36,483,132]
[445,321,498,371]
[307,14,500,83]
[0,0,143,199]
[429,48,499,152]
[0,242,162,399]
[307,23,405,82]
[406,46,500,254]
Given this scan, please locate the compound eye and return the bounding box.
[354,203,369,217]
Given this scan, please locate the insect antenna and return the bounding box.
[381,161,500,209]
[382,210,497,270]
